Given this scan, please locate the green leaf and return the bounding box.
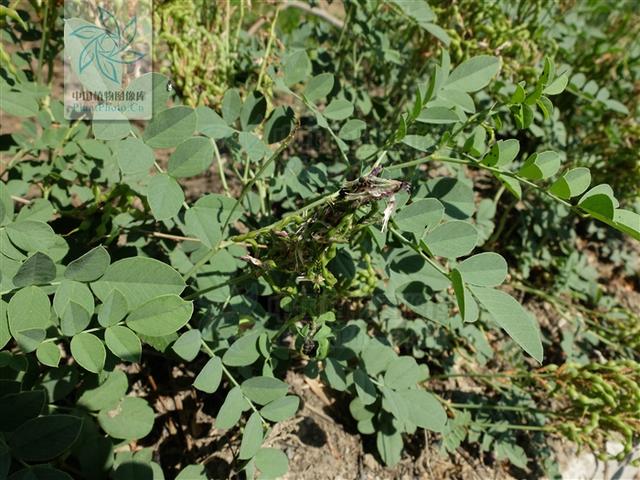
[105,326,142,363]
[112,461,165,480]
[0,183,13,226]
[238,132,270,161]
[98,396,154,440]
[222,332,260,367]
[464,126,486,157]
[135,73,172,114]
[469,286,543,363]
[126,294,193,337]
[1,91,38,117]
[353,368,377,405]
[91,257,185,310]
[496,441,528,469]
[12,252,56,287]
[239,412,263,460]
[196,106,234,139]
[193,356,223,393]
[496,173,522,199]
[349,397,375,422]
[0,390,46,431]
[65,246,110,282]
[183,193,236,248]
[92,119,131,141]
[401,134,433,152]
[543,73,569,95]
[361,338,396,376]
[323,357,348,391]
[537,96,554,120]
[399,389,447,432]
[255,448,289,478]
[222,89,242,124]
[78,139,111,160]
[482,139,520,167]
[458,252,508,287]
[263,106,295,144]
[147,174,184,221]
[424,221,478,258]
[444,55,501,92]
[71,332,106,373]
[395,198,444,233]
[451,268,478,323]
[36,341,61,367]
[143,106,196,149]
[115,138,155,176]
[8,415,82,461]
[8,286,50,353]
[78,370,128,411]
[59,303,90,339]
[97,289,128,327]
[603,98,629,114]
[384,356,424,390]
[241,376,289,405]
[168,137,214,178]
[6,221,58,253]
[376,420,403,466]
[612,209,640,241]
[416,106,459,124]
[0,301,9,350]
[240,91,267,132]
[383,388,409,423]
[54,279,94,317]
[392,0,435,24]
[518,151,562,180]
[323,99,354,120]
[578,186,616,221]
[173,329,202,361]
[304,73,335,102]
[283,50,311,86]
[14,199,54,224]
[259,396,300,422]
[548,167,591,199]
[338,119,366,141]
[216,386,248,430]
[175,465,207,480]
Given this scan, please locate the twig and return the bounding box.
[257,8,280,92]
[152,232,200,242]
[11,195,31,205]
[283,1,344,28]
[247,1,344,35]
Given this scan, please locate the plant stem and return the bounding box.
[212,140,230,196]
[183,272,254,301]
[197,336,269,427]
[470,422,551,432]
[257,8,279,92]
[388,153,576,211]
[448,402,557,415]
[388,226,449,276]
[37,0,51,83]
[183,129,294,281]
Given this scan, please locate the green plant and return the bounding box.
[1,1,639,478]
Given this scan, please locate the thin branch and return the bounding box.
[11,195,31,205]
[284,0,344,29]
